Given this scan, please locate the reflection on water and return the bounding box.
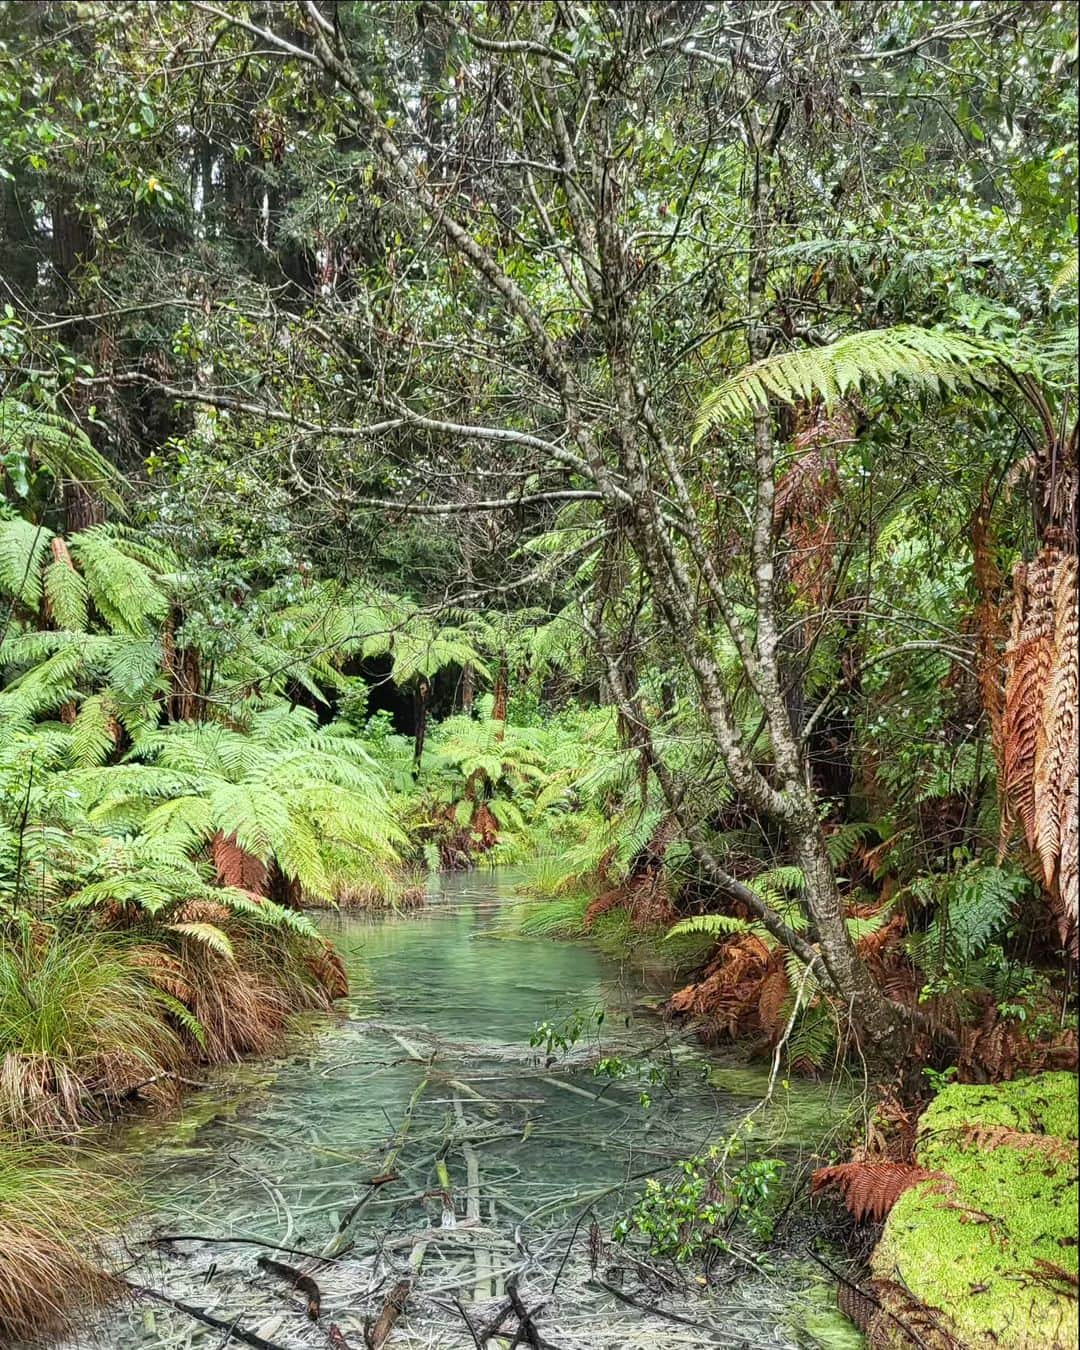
[74,870,860,1349]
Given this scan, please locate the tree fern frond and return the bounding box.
[166,922,235,959]
[208,781,291,863]
[43,555,90,630]
[1050,252,1078,297]
[0,516,52,608]
[0,397,125,507]
[71,694,119,767]
[106,636,164,697]
[140,795,216,852]
[824,822,878,867]
[69,526,168,634]
[693,327,1005,440]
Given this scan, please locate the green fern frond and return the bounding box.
[0,397,125,508]
[824,822,878,867]
[166,921,235,959]
[43,556,90,630]
[665,912,752,939]
[0,516,52,608]
[753,864,806,893]
[139,795,216,851]
[71,695,118,767]
[155,991,207,1047]
[69,526,168,634]
[693,326,1004,440]
[1050,252,1078,297]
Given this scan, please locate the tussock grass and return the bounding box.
[0,925,185,1134]
[0,1137,125,1343]
[156,925,334,1062]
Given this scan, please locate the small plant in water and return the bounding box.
[613,1150,787,1260]
[529,1005,603,1059]
[593,1054,671,1108]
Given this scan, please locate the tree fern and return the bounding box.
[0,396,125,509]
[0,516,52,608]
[68,526,169,634]
[693,326,1005,439]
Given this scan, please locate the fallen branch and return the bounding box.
[453,1296,484,1348]
[506,1275,542,1349]
[585,1278,715,1333]
[365,1240,427,1348]
[151,1233,338,1265]
[256,1255,321,1321]
[323,1063,432,1257]
[127,1284,290,1350]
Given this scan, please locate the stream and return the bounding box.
[72,870,861,1350]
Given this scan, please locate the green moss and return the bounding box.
[788,1269,867,1349]
[872,1071,1079,1350]
[916,1070,1079,1153]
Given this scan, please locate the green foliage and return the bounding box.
[909,862,1032,991]
[0,1134,123,1342]
[694,327,1005,438]
[0,396,124,511]
[0,924,185,1130]
[614,1151,788,1260]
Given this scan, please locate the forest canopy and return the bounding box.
[0,3,1077,1345]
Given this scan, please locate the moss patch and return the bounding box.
[871,1071,1078,1350]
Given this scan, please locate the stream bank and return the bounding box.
[66,870,861,1350]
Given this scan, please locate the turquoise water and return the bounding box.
[74,871,859,1349]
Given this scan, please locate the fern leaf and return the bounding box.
[0,397,125,506]
[811,1162,949,1222]
[155,991,208,1048]
[43,552,90,631]
[1050,253,1078,297]
[0,515,52,607]
[69,526,168,634]
[694,326,1004,441]
[167,921,235,959]
[71,694,120,767]
[665,912,752,939]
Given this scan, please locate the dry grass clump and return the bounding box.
[139,922,337,1063]
[0,1138,125,1343]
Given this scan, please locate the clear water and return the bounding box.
[73,871,861,1350]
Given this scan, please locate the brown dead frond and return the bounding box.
[212,832,268,894]
[775,404,851,607]
[757,970,791,1040]
[960,1125,1076,1164]
[307,939,349,1001]
[667,934,777,1040]
[172,929,330,1063]
[1001,546,1078,954]
[811,1161,950,1223]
